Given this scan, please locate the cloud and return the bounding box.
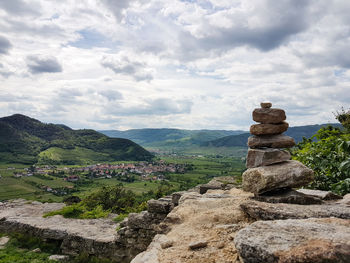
[0,0,39,16]
[107,97,193,116]
[26,55,62,74]
[101,55,153,82]
[101,0,135,22]
[97,89,124,101]
[0,63,13,78]
[0,36,12,54]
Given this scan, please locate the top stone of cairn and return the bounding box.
[253,103,286,124]
[260,102,272,108]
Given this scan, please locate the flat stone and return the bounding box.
[240,200,350,220]
[297,189,342,200]
[246,148,291,168]
[242,160,314,194]
[189,240,208,250]
[234,218,350,263]
[247,134,295,148]
[260,102,272,108]
[253,108,286,124]
[253,189,323,205]
[250,122,289,135]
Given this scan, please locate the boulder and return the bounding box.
[247,134,295,148]
[252,108,286,124]
[242,160,314,194]
[253,189,323,205]
[147,199,172,214]
[234,218,350,263]
[297,189,342,200]
[246,148,291,168]
[260,102,272,108]
[250,122,289,135]
[240,200,350,220]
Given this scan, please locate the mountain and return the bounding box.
[203,123,343,147]
[0,114,153,164]
[99,128,246,147]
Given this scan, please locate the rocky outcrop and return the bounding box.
[253,189,323,205]
[131,188,254,263]
[234,218,350,263]
[0,197,175,262]
[240,199,350,220]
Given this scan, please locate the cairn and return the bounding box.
[242,102,315,200]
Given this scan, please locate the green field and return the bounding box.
[0,156,246,202]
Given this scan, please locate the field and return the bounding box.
[0,156,246,202]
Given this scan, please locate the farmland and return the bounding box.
[0,156,246,202]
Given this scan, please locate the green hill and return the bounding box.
[0,114,153,164]
[203,124,343,147]
[100,128,245,147]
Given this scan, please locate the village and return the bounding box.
[6,161,190,196]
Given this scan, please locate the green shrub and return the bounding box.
[292,125,350,195]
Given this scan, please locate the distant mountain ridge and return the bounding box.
[100,124,342,150]
[0,114,153,164]
[99,128,245,147]
[203,123,343,147]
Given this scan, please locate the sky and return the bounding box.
[0,0,349,131]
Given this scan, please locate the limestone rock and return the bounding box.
[0,236,9,249]
[189,240,208,250]
[171,191,186,206]
[247,134,295,148]
[147,199,172,214]
[32,248,42,253]
[250,122,289,135]
[260,102,272,108]
[253,189,323,205]
[240,200,350,220]
[297,188,342,200]
[242,160,314,194]
[252,108,286,124]
[48,255,70,262]
[246,148,291,168]
[234,218,350,263]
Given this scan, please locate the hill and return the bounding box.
[203,123,343,147]
[0,114,153,164]
[99,128,245,148]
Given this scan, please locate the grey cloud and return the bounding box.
[0,36,12,54]
[27,55,62,74]
[300,43,350,69]
[97,90,123,101]
[108,98,193,116]
[0,0,39,16]
[177,0,312,60]
[101,0,135,22]
[0,63,13,78]
[101,56,153,82]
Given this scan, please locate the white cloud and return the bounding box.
[0,0,349,130]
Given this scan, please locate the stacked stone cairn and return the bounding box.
[242,102,316,203]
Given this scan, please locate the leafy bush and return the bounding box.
[292,124,350,195]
